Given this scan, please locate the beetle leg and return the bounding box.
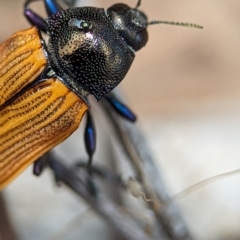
[24,0,63,32]
[105,95,137,122]
[76,162,123,185]
[84,111,96,169]
[43,0,63,16]
[24,0,48,32]
[33,152,52,176]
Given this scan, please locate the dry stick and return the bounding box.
[48,153,152,240]
[49,208,92,240]
[100,90,193,240]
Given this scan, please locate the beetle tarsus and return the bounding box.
[87,177,98,198]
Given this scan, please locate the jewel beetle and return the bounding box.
[0,0,202,189]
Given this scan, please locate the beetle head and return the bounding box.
[107,0,203,52]
[107,3,148,52]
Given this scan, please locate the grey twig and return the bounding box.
[99,90,193,240]
[48,153,152,240]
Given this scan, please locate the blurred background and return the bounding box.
[1,0,240,239]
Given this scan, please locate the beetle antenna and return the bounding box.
[148,20,203,29]
[135,0,142,9]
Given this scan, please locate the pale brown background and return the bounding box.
[1,0,240,239]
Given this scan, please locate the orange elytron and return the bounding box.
[0,27,89,188]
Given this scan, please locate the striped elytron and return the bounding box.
[0,0,202,189]
[0,27,89,188]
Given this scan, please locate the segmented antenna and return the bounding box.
[135,0,142,9]
[148,20,203,29]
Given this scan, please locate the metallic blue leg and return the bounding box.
[24,0,64,32]
[84,111,96,167]
[105,95,137,122]
[24,0,48,32]
[44,0,63,16]
[84,111,97,196]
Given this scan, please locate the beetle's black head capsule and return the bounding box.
[107,3,148,51]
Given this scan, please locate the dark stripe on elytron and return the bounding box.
[0,97,50,129]
[0,34,37,63]
[0,51,33,78]
[0,135,65,183]
[1,137,59,172]
[0,82,52,117]
[0,67,44,111]
[4,64,42,102]
[7,82,52,106]
[0,134,70,184]
[0,102,81,173]
[0,139,50,184]
[0,97,65,148]
[0,92,52,127]
[0,103,69,169]
[0,62,34,101]
[0,92,51,118]
[1,61,33,93]
[0,77,52,112]
[0,95,77,161]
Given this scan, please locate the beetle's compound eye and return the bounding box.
[68,18,92,31]
[135,28,148,51]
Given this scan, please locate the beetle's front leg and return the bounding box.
[43,0,63,16]
[24,0,65,32]
[24,0,48,32]
[44,0,79,14]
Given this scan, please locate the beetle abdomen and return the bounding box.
[0,27,47,106]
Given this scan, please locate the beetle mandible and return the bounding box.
[0,0,202,189]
